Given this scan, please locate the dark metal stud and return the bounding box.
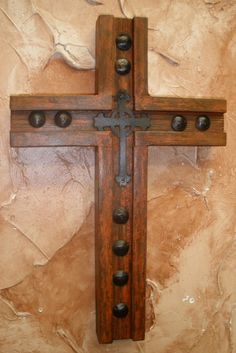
[171,115,187,131]
[116,33,132,51]
[113,208,129,224]
[55,111,72,128]
[115,58,131,75]
[112,303,129,318]
[195,115,210,131]
[113,271,129,286]
[112,240,129,256]
[28,111,46,128]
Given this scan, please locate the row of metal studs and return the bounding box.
[28,112,211,133]
[28,111,72,128]
[112,32,132,319]
[172,115,211,131]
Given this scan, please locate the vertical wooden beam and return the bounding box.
[95,143,113,343]
[96,15,115,97]
[132,145,148,340]
[133,17,148,99]
[112,17,134,340]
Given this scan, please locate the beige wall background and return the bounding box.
[0,0,236,352]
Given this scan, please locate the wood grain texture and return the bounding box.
[133,17,148,98]
[135,131,226,146]
[114,18,133,108]
[132,146,148,340]
[147,113,224,132]
[11,111,96,132]
[11,111,224,134]
[96,15,115,97]
[10,131,112,147]
[95,145,113,343]
[135,96,227,113]
[112,18,133,340]
[10,95,112,111]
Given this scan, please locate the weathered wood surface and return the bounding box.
[10,131,113,148]
[10,95,112,110]
[95,144,113,343]
[135,131,226,146]
[132,146,148,340]
[11,112,224,132]
[10,14,226,344]
[135,96,227,113]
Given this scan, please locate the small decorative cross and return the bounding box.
[10,15,226,344]
[94,90,150,186]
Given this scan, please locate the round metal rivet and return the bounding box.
[113,271,129,286]
[171,115,187,131]
[113,208,129,224]
[112,240,129,256]
[115,58,131,75]
[116,33,132,51]
[195,115,210,131]
[112,303,129,318]
[28,111,46,128]
[55,111,72,128]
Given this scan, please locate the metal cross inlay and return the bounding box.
[94,90,150,186]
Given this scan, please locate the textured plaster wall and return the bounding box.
[0,0,236,352]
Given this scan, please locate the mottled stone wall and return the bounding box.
[0,1,235,352]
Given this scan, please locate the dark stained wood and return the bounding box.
[11,111,224,133]
[132,146,148,340]
[114,18,133,108]
[11,111,96,132]
[96,15,115,97]
[112,18,133,340]
[10,95,112,111]
[10,131,112,148]
[147,113,224,132]
[135,96,227,113]
[9,14,227,344]
[133,17,148,98]
[135,131,226,146]
[95,144,113,343]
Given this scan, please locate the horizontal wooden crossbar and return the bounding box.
[10,95,112,111]
[135,131,226,146]
[10,131,112,147]
[135,96,227,113]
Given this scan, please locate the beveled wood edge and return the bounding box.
[135,131,226,146]
[135,95,227,113]
[10,95,113,111]
[10,131,112,147]
[96,15,115,97]
[131,146,148,341]
[133,17,148,98]
[95,144,113,343]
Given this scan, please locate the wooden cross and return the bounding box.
[10,15,226,344]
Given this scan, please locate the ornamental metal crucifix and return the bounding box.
[10,16,226,344]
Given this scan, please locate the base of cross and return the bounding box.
[10,15,226,343]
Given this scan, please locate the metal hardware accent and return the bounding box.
[113,271,129,286]
[28,111,46,128]
[171,115,187,131]
[115,59,131,75]
[116,33,132,51]
[112,240,129,256]
[196,115,210,131]
[113,208,129,224]
[94,90,150,186]
[55,111,72,128]
[112,303,129,318]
